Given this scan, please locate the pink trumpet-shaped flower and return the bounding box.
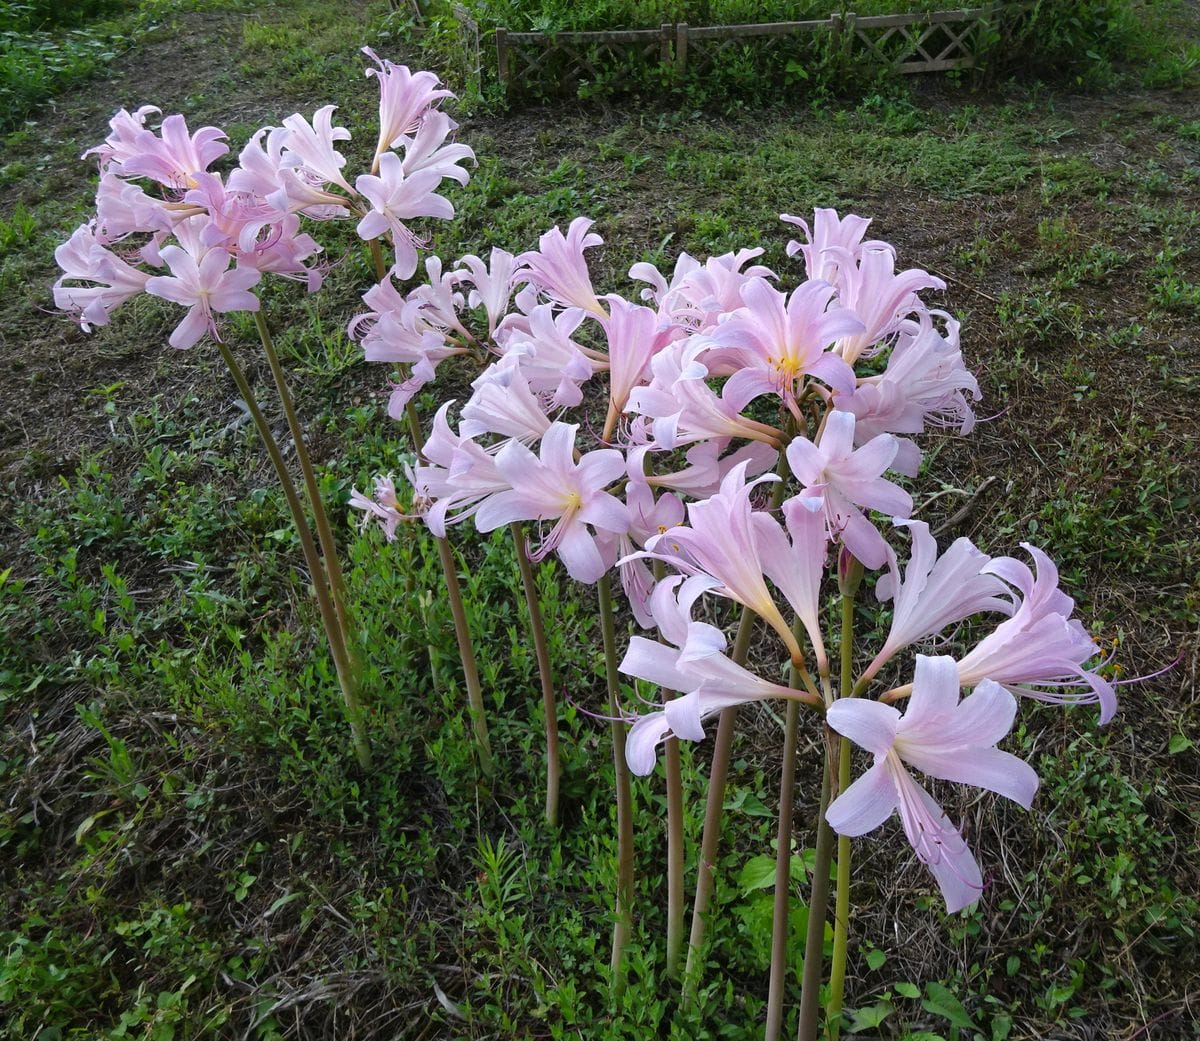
[473,422,629,583]
[144,240,260,349]
[827,654,1038,913]
[707,277,861,412]
[111,112,229,189]
[355,152,454,278]
[617,466,684,628]
[495,305,598,408]
[349,474,407,541]
[625,338,783,449]
[398,109,473,185]
[362,48,453,162]
[781,208,890,282]
[460,354,552,443]
[53,223,150,330]
[83,105,162,169]
[785,410,913,569]
[280,106,355,196]
[599,294,676,438]
[456,247,517,335]
[862,520,1015,682]
[837,325,980,476]
[620,575,819,775]
[515,217,606,316]
[958,544,1117,723]
[834,247,945,365]
[411,403,509,537]
[642,462,802,661]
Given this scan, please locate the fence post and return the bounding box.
[675,22,689,75]
[496,27,509,88]
[660,22,672,66]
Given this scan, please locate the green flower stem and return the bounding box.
[215,339,371,771]
[765,670,802,1041]
[827,558,864,1039]
[796,744,834,1041]
[510,523,561,827]
[253,309,355,655]
[369,238,494,776]
[683,604,755,992]
[684,447,795,996]
[598,573,635,996]
[664,734,686,980]
[403,400,494,778]
[650,558,686,981]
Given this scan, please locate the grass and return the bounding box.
[2,0,1200,1038]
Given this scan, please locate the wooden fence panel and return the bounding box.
[489,4,1029,95]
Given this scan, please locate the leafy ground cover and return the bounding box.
[2,0,1199,1038]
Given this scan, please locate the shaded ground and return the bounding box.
[2,1,1199,1038]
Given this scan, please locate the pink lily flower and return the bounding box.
[706,277,862,415]
[144,239,260,349]
[836,325,980,477]
[472,422,630,583]
[616,465,684,629]
[460,355,553,443]
[280,106,356,197]
[355,152,454,279]
[113,112,229,189]
[349,474,407,541]
[834,247,945,365]
[625,338,783,449]
[411,403,510,537]
[456,247,517,335]
[630,248,775,330]
[827,654,1038,912]
[861,520,1015,683]
[495,305,598,408]
[53,223,150,331]
[514,217,606,316]
[398,109,473,186]
[785,410,913,569]
[347,273,469,416]
[599,294,677,439]
[781,208,889,283]
[83,105,162,170]
[362,48,453,165]
[642,462,803,662]
[958,544,1117,723]
[620,575,819,775]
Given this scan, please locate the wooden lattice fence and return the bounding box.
[480,4,1035,96]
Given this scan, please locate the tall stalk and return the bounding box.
[826,557,863,1039]
[598,573,635,995]
[403,402,494,777]
[664,734,686,979]
[253,309,355,651]
[683,605,755,991]
[765,623,805,1041]
[510,523,560,826]
[368,235,493,776]
[215,340,372,770]
[796,747,834,1041]
[684,446,794,993]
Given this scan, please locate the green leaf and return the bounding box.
[738,854,777,893]
[921,981,976,1031]
[1168,733,1191,754]
[1006,954,1020,976]
[845,1001,893,1032]
[895,981,921,999]
[724,788,773,817]
[865,947,886,971]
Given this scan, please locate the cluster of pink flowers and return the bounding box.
[353,207,1115,913]
[54,50,471,349]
